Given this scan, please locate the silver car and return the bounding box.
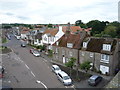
[33,51,40,57]
[57,71,72,86]
[52,65,61,74]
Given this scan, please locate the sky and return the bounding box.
[0,0,119,24]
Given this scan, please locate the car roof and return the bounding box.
[52,65,60,68]
[58,71,68,77]
[90,75,101,80]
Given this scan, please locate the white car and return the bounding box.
[33,51,40,57]
[57,71,72,86]
[51,65,61,74]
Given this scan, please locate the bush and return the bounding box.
[80,61,91,71]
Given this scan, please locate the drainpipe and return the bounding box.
[93,52,95,71]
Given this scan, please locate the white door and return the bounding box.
[100,65,109,74]
[63,57,65,64]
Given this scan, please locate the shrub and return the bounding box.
[80,61,91,71]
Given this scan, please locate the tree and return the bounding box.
[65,57,76,76]
[47,23,53,28]
[103,25,117,38]
[75,20,87,28]
[86,20,107,36]
[80,61,91,73]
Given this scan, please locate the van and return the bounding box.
[88,75,102,86]
[57,71,72,86]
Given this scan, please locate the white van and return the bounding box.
[57,71,72,86]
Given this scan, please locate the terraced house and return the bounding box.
[80,37,120,75]
[52,24,90,65]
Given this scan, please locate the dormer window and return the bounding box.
[83,42,87,48]
[103,44,111,51]
[67,43,73,48]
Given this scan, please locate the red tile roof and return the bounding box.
[53,32,87,49]
[44,28,58,36]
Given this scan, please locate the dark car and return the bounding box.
[21,43,26,47]
[88,75,102,86]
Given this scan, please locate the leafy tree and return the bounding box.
[75,20,87,28]
[65,57,76,76]
[47,23,53,28]
[80,61,91,72]
[103,25,117,38]
[3,25,12,29]
[86,20,108,36]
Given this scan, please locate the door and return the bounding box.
[63,56,65,64]
[100,65,109,74]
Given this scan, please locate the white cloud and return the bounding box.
[0,0,119,24]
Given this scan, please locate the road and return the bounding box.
[2,33,74,89]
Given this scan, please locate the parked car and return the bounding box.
[57,71,72,86]
[32,50,40,57]
[0,66,4,78]
[21,43,26,47]
[52,65,61,74]
[88,75,102,86]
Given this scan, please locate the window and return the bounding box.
[62,50,65,55]
[44,37,47,41]
[103,44,111,51]
[67,43,73,48]
[56,48,58,53]
[101,54,109,63]
[90,53,93,57]
[82,52,85,56]
[66,58,69,63]
[83,42,87,48]
[69,51,72,56]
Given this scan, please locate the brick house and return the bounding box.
[52,28,89,66]
[80,37,120,75]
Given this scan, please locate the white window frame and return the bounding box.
[83,42,87,48]
[101,54,109,63]
[103,44,111,51]
[44,37,47,41]
[90,53,93,57]
[67,43,73,48]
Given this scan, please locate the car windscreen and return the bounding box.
[34,51,39,54]
[88,78,95,83]
[55,67,60,70]
[63,76,70,80]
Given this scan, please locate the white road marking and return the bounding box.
[36,80,47,89]
[31,71,36,77]
[25,64,29,69]
[43,59,47,62]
